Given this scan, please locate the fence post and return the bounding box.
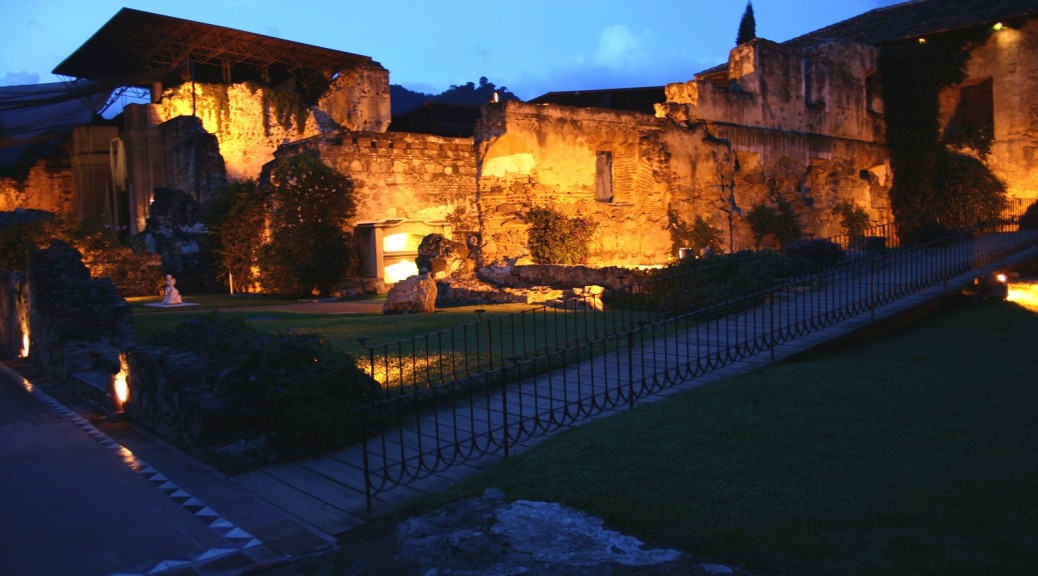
[500,367,510,459]
[361,418,373,515]
[769,286,776,362]
[870,259,876,321]
[627,330,635,411]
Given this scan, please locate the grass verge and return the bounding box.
[444,297,1038,576]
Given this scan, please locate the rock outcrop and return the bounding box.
[383,274,438,314]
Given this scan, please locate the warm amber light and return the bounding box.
[1007,280,1038,313]
[383,233,409,253]
[113,353,130,407]
[996,273,1007,283]
[384,260,418,284]
[19,332,29,359]
[918,38,927,44]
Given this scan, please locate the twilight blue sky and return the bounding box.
[0,0,900,100]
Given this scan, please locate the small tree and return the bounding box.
[206,180,266,292]
[831,200,871,239]
[260,152,357,296]
[736,1,757,45]
[523,206,597,265]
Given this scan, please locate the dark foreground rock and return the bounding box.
[258,490,764,576]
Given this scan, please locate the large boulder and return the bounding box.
[383,274,438,314]
[416,234,474,281]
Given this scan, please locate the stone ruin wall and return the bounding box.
[939,19,1038,204]
[656,38,892,247]
[475,101,686,267]
[662,39,884,143]
[157,64,391,183]
[475,91,893,267]
[0,161,75,215]
[294,130,478,231]
[707,125,893,242]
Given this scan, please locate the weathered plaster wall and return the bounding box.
[939,20,1038,203]
[157,66,391,182]
[315,66,392,133]
[286,130,478,228]
[0,161,75,215]
[475,94,892,266]
[475,101,692,266]
[653,39,892,250]
[158,83,322,182]
[661,39,884,144]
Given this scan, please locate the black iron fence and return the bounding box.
[357,204,1037,512]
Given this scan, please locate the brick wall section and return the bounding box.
[280,130,479,229]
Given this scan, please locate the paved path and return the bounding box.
[1,235,1034,575]
[0,360,334,576]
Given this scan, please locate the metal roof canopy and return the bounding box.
[53,8,384,102]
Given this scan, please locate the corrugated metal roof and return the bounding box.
[52,8,383,102]
[785,0,1038,47]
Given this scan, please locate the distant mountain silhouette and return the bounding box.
[390,77,521,115]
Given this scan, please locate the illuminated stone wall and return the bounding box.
[660,39,884,143]
[939,19,1038,203]
[156,65,390,182]
[291,130,478,228]
[0,162,75,214]
[475,96,892,266]
[475,102,691,266]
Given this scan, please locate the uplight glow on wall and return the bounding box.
[384,259,419,284]
[113,352,130,409]
[1007,279,1038,313]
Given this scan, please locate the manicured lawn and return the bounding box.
[131,298,645,389]
[131,298,542,356]
[445,297,1038,576]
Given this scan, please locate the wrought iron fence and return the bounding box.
[357,205,1036,512]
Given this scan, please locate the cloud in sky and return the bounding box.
[591,25,652,71]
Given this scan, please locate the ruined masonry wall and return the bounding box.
[308,130,478,228]
[158,83,322,182]
[476,102,691,266]
[940,20,1038,203]
[157,67,391,183]
[0,162,75,215]
[662,39,884,144]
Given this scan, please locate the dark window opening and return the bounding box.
[595,151,613,203]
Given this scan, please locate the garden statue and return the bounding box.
[161,274,182,305]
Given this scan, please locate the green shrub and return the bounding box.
[783,239,845,267]
[145,312,379,459]
[646,249,817,316]
[668,210,723,256]
[746,197,801,249]
[831,200,871,238]
[523,206,597,265]
[1020,201,1038,231]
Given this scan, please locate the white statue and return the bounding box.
[161,274,182,305]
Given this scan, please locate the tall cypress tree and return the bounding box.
[737,1,757,45]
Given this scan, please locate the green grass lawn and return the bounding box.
[440,297,1038,576]
[130,297,645,384]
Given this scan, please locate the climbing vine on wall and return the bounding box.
[879,26,1005,243]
